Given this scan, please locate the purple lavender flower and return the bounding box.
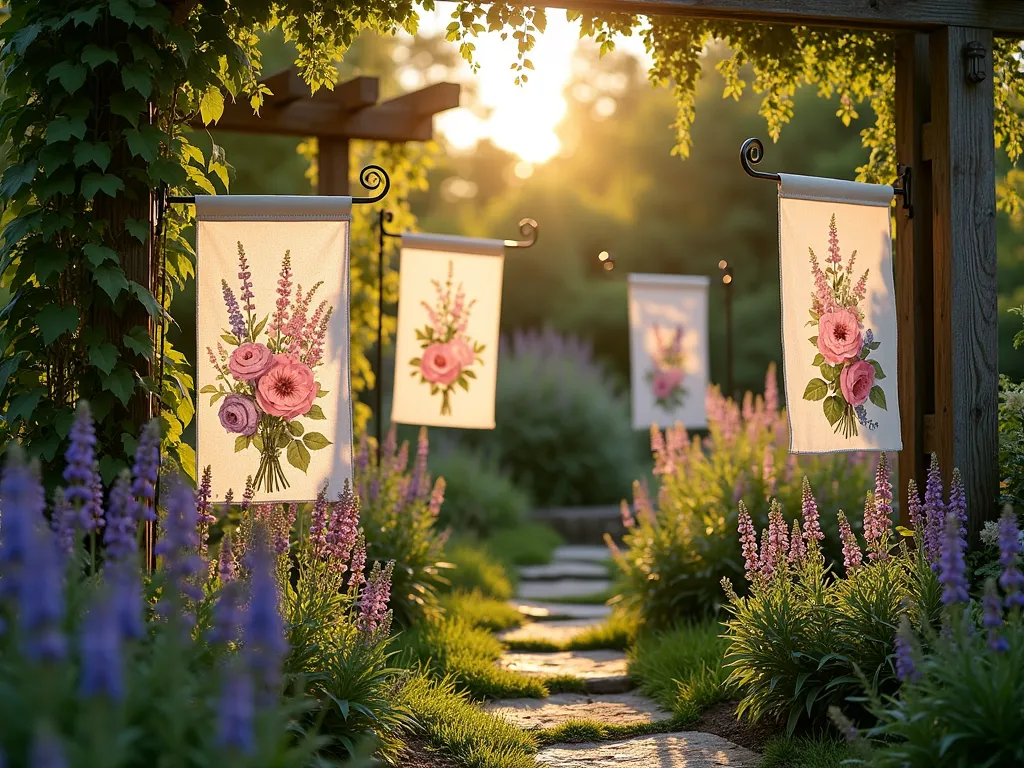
[236,242,255,313]
[801,477,825,545]
[894,616,920,683]
[0,450,45,589]
[355,434,370,477]
[217,664,255,754]
[86,464,104,534]
[309,487,331,558]
[395,442,409,475]
[240,476,254,513]
[19,523,67,662]
[29,727,67,768]
[838,511,863,572]
[650,426,669,475]
[983,579,1008,652]
[764,363,779,416]
[938,512,968,606]
[109,561,144,641]
[358,560,394,636]
[767,502,789,567]
[788,519,806,565]
[221,279,247,340]
[348,534,367,591]
[997,508,1024,608]
[62,402,97,512]
[51,490,78,557]
[328,485,360,570]
[79,587,124,700]
[196,466,215,558]
[862,490,888,561]
[382,425,397,468]
[758,536,776,580]
[218,533,238,585]
[906,479,925,543]
[154,475,205,616]
[871,453,893,548]
[242,531,287,694]
[210,581,243,646]
[428,478,445,517]
[948,469,968,541]
[620,500,635,529]
[268,251,292,339]
[737,502,759,580]
[103,472,137,563]
[407,427,430,503]
[923,453,945,566]
[131,421,160,522]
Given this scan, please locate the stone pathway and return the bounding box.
[486,540,759,766]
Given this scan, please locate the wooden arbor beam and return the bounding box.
[514,0,1024,35]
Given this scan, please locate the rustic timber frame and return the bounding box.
[514,0,1023,539]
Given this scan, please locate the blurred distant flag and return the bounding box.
[627,274,710,430]
[195,196,354,504]
[392,233,504,430]
[778,174,902,453]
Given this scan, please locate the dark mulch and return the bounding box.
[688,700,781,753]
[395,735,462,768]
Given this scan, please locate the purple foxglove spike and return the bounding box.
[938,511,968,606]
[242,531,287,694]
[923,453,945,565]
[737,501,759,581]
[801,477,824,544]
[130,421,161,522]
[788,518,806,565]
[894,617,920,683]
[428,478,445,518]
[63,402,97,514]
[838,510,863,571]
[19,523,67,662]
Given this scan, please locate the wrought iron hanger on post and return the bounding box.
[373,213,539,463]
[739,138,913,218]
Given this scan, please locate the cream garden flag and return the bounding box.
[778,173,902,453]
[628,274,710,430]
[196,196,354,503]
[392,233,505,430]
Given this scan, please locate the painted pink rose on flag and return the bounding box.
[409,260,484,417]
[802,214,887,438]
[645,324,686,410]
[204,243,333,494]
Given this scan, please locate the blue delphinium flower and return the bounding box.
[217,664,255,755]
[29,726,67,768]
[154,476,205,623]
[109,561,145,641]
[0,449,45,597]
[19,523,67,663]
[79,587,124,700]
[983,579,1008,653]
[62,402,96,512]
[210,581,243,647]
[938,512,969,606]
[131,421,160,522]
[894,617,921,683]
[51,490,78,558]
[923,454,945,567]
[242,529,287,696]
[103,472,137,564]
[997,508,1024,608]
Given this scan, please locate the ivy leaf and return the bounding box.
[102,367,135,405]
[287,420,305,437]
[0,353,26,399]
[73,142,112,171]
[83,243,119,267]
[98,455,128,485]
[109,91,145,128]
[802,378,828,401]
[286,439,311,472]
[823,395,844,426]
[109,0,135,24]
[35,247,69,283]
[93,263,129,300]
[54,408,75,439]
[5,388,45,425]
[176,443,197,482]
[46,117,87,143]
[121,64,153,99]
[176,396,194,426]
[3,23,41,56]
[36,305,79,344]
[88,340,120,374]
[125,218,149,243]
[81,172,125,200]
[0,162,37,199]
[123,326,152,359]
[869,386,887,410]
[130,282,162,318]
[305,404,326,420]
[303,432,332,451]
[47,61,87,94]
[199,87,225,125]
[124,127,160,163]
[81,44,118,69]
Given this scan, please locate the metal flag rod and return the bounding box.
[163,164,392,206]
[739,137,912,217]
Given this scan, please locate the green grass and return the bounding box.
[442,591,524,633]
[485,523,563,566]
[399,673,537,768]
[533,587,617,605]
[442,541,516,600]
[759,736,854,768]
[534,716,686,747]
[503,610,639,653]
[628,620,734,722]
[542,673,589,694]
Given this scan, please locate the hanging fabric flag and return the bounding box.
[392,233,504,429]
[628,274,710,430]
[778,174,902,453]
[195,196,353,503]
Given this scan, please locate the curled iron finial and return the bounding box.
[740,138,781,183]
[505,218,538,249]
[379,208,397,237]
[354,165,390,204]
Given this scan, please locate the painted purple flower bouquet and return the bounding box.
[646,323,686,410]
[202,243,333,493]
[802,215,887,438]
[409,260,484,417]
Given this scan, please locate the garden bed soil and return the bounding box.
[690,700,779,753]
[398,735,463,768]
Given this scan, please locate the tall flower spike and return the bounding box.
[196,466,215,558]
[103,472,137,564]
[620,500,635,530]
[268,250,292,338]
[997,507,1024,608]
[838,510,863,571]
[0,449,46,592]
[767,502,789,568]
[948,469,968,541]
[764,363,779,416]
[862,490,888,560]
[218,533,238,585]
[217,662,255,755]
[801,477,825,544]
[51,490,78,557]
[109,561,144,641]
[650,425,668,475]
[327,483,360,569]
[923,453,945,566]
[906,478,925,543]
[428,477,445,517]
[19,522,67,662]
[242,527,288,695]
[983,578,1008,652]
[348,533,367,591]
[210,580,243,646]
[894,616,920,683]
[309,486,331,558]
[131,421,160,522]
[240,476,255,513]
[762,446,776,498]
[358,560,394,636]
[788,518,806,565]
[938,512,968,606]
[79,586,124,701]
[382,425,397,467]
[63,402,97,515]
[221,279,247,340]
[872,453,893,542]
[633,479,654,525]
[154,475,205,619]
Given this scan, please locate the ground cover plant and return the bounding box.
[431,448,530,538]
[612,367,873,628]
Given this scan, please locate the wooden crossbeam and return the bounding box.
[518,0,1024,35]
[260,69,379,110]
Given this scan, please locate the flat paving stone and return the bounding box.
[499,650,632,694]
[516,578,612,601]
[498,619,598,646]
[485,692,671,731]
[510,600,612,621]
[554,545,612,563]
[536,731,760,767]
[520,561,610,580]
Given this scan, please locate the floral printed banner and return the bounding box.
[627,274,710,430]
[391,233,504,430]
[195,196,353,503]
[778,173,902,453]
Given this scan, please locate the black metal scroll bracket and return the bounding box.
[740,138,913,219]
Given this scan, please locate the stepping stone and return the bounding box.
[553,545,612,563]
[499,650,632,694]
[485,692,671,731]
[519,561,610,580]
[516,578,612,601]
[510,600,612,621]
[498,619,598,646]
[536,731,760,767]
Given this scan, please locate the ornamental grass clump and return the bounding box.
[850,507,1024,766]
[610,366,872,628]
[353,425,451,627]
[721,453,953,735]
